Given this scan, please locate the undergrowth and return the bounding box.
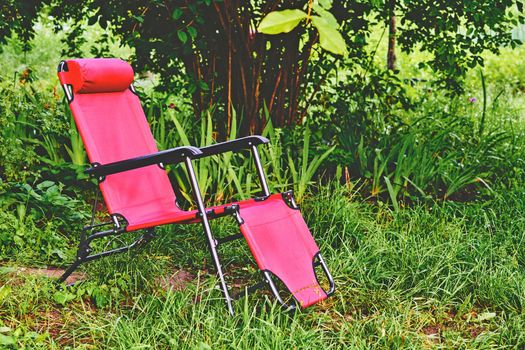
[2,185,525,348]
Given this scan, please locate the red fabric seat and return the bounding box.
[57,58,261,233]
[125,197,259,231]
[58,59,190,230]
[239,194,327,308]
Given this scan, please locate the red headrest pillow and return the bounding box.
[63,58,134,94]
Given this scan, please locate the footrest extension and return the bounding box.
[236,192,334,309]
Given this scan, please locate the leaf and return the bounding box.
[198,80,209,91]
[187,26,198,39]
[318,0,333,10]
[227,167,245,199]
[198,342,212,350]
[22,331,38,339]
[0,334,15,345]
[0,267,16,275]
[53,291,76,306]
[51,248,66,260]
[36,180,55,190]
[170,114,191,146]
[384,176,399,211]
[311,16,347,56]
[172,8,183,20]
[258,9,307,35]
[87,15,99,26]
[315,8,338,28]
[177,30,188,43]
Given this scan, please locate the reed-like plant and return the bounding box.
[144,103,333,205]
[287,126,335,202]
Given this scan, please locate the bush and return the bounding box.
[317,70,525,204]
[0,181,89,264]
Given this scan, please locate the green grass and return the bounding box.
[2,185,525,348]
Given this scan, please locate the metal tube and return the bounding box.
[184,157,235,315]
[83,221,113,232]
[317,253,336,295]
[57,260,82,284]
[251,145,270,197]
[61,84,73,102]
[58,228,155,284]
[85,229,155,262]
[263,271,296,312]
[86,228,124,242]
[84,244,135,262]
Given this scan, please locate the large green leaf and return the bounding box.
[317,0,333,10]
[0,334,15,346]
[311,16,348,56]
[312,7,338,28]
[258,9,307,34]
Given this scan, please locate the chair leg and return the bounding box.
[184,157,234,315]
[58,226,97,285]
[263,271,298,312]
[57,227,155,285]
[58,258,84,284]
[314,253,336,296]
[202,222,235,315]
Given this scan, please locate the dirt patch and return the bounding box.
[14,267,86,285]
[422,325,440,336]
[38,309,65,339]
[11,265,195,290]
[156,269,194,291]
[35,307,97,347]
[422,325,442,343]
[469,326,485,338]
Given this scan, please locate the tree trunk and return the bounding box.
[200,0,320,136]
[387,0,397,71]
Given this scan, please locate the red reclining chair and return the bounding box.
[56,58,334,314]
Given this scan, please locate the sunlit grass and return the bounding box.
[2,185,525,348]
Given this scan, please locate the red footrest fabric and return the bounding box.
[238,194,327,308]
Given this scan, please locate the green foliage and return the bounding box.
[0,181,89,264]
[257,9,307,34]
[310,15,348,56]
[4,0,520,133]
[257,2,348,56]
[0,1,48,52]
[315,53,525,205]
[287,126,335,201]
[340,106,520,203]
[0,209,69,265]
[397,0,524,92]
[0,70,85,183]
[64,108,86,166]
[144,97,333,204]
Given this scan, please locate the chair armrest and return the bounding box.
[85,146,202,178]
[195,136,269,159]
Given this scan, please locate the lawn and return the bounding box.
[2,185,525,348]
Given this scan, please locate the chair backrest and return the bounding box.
[57,58,177,224]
